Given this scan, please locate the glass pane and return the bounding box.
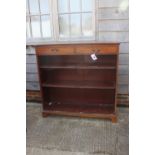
[70,14,81,37]
[40,0,49,14]
[82,13,93,36]
[58,0,68,13]
[70,0,80,12]
[31,16,41,38]
[82,0,93,12]
[59,15,69,38]
[29,0,39,14]
[26,16,31,38]
[41,15,51,38]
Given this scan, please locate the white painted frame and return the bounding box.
[57,0,96,41]
[26,0,54,43]
[26,0,96,44]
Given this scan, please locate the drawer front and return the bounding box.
[36,46,75,55]
[75,44,118,55]
[36,44,118,55]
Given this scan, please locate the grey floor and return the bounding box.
[26,102,128,155]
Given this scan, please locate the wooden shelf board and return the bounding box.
[42,81,116,89]
[40,65,116,70]
[44,103,115,115]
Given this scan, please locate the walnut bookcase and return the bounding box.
[36,43,119,123]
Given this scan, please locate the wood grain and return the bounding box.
[118,65,128,75]
[26,53,128,65]
[26,64,128,75]
[37,45,75,55]
[98,7,128,20]
[118,75,129,85]
[26,54,37,64]
[119,54,129,65]
[27,73,39,82]
[26,82,40,90]
[119,43,129,53]
[36,43,119,55]
[98,0,129,8]
[26,81,129,94]
[99,32,129,42]
[26,64,38,73]
[99,20,129,31]
[118,84,128,94]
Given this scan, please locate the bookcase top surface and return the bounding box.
[29,41,119,47]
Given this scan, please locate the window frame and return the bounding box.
[26,0,96,45]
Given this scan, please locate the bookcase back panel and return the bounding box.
[41,69,116,84]
[42,88,115,108]
[38,55,117,67]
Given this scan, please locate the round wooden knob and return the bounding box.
[51,49,58,52]
[92,49,100,54]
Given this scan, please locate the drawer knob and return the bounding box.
[92,49,100,53]
[51,49,58,52]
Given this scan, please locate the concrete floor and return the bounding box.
[26,102,128,155]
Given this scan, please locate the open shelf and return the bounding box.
[44,102,115,115]
[41,69,116,86]
[40,65,116,70]
[42,87,115,106]
[38,55,117,68]
[42,80,115,89]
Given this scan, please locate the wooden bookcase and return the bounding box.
[36,43,119,122]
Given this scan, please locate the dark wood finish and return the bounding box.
[41,81,115,89]
[42,88,115,107]
[26,90,129,106]
[36,43,119,122]
[36,43,119,55]
[38,55,117,67]
[40,65,116,69]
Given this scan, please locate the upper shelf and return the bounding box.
[40,65,116,70]
[38,55,117,69]
[41,80,116,89]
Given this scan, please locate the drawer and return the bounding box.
[75,44,118,55]
[36,45,75,55]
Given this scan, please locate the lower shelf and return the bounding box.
[42,103,117,122]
